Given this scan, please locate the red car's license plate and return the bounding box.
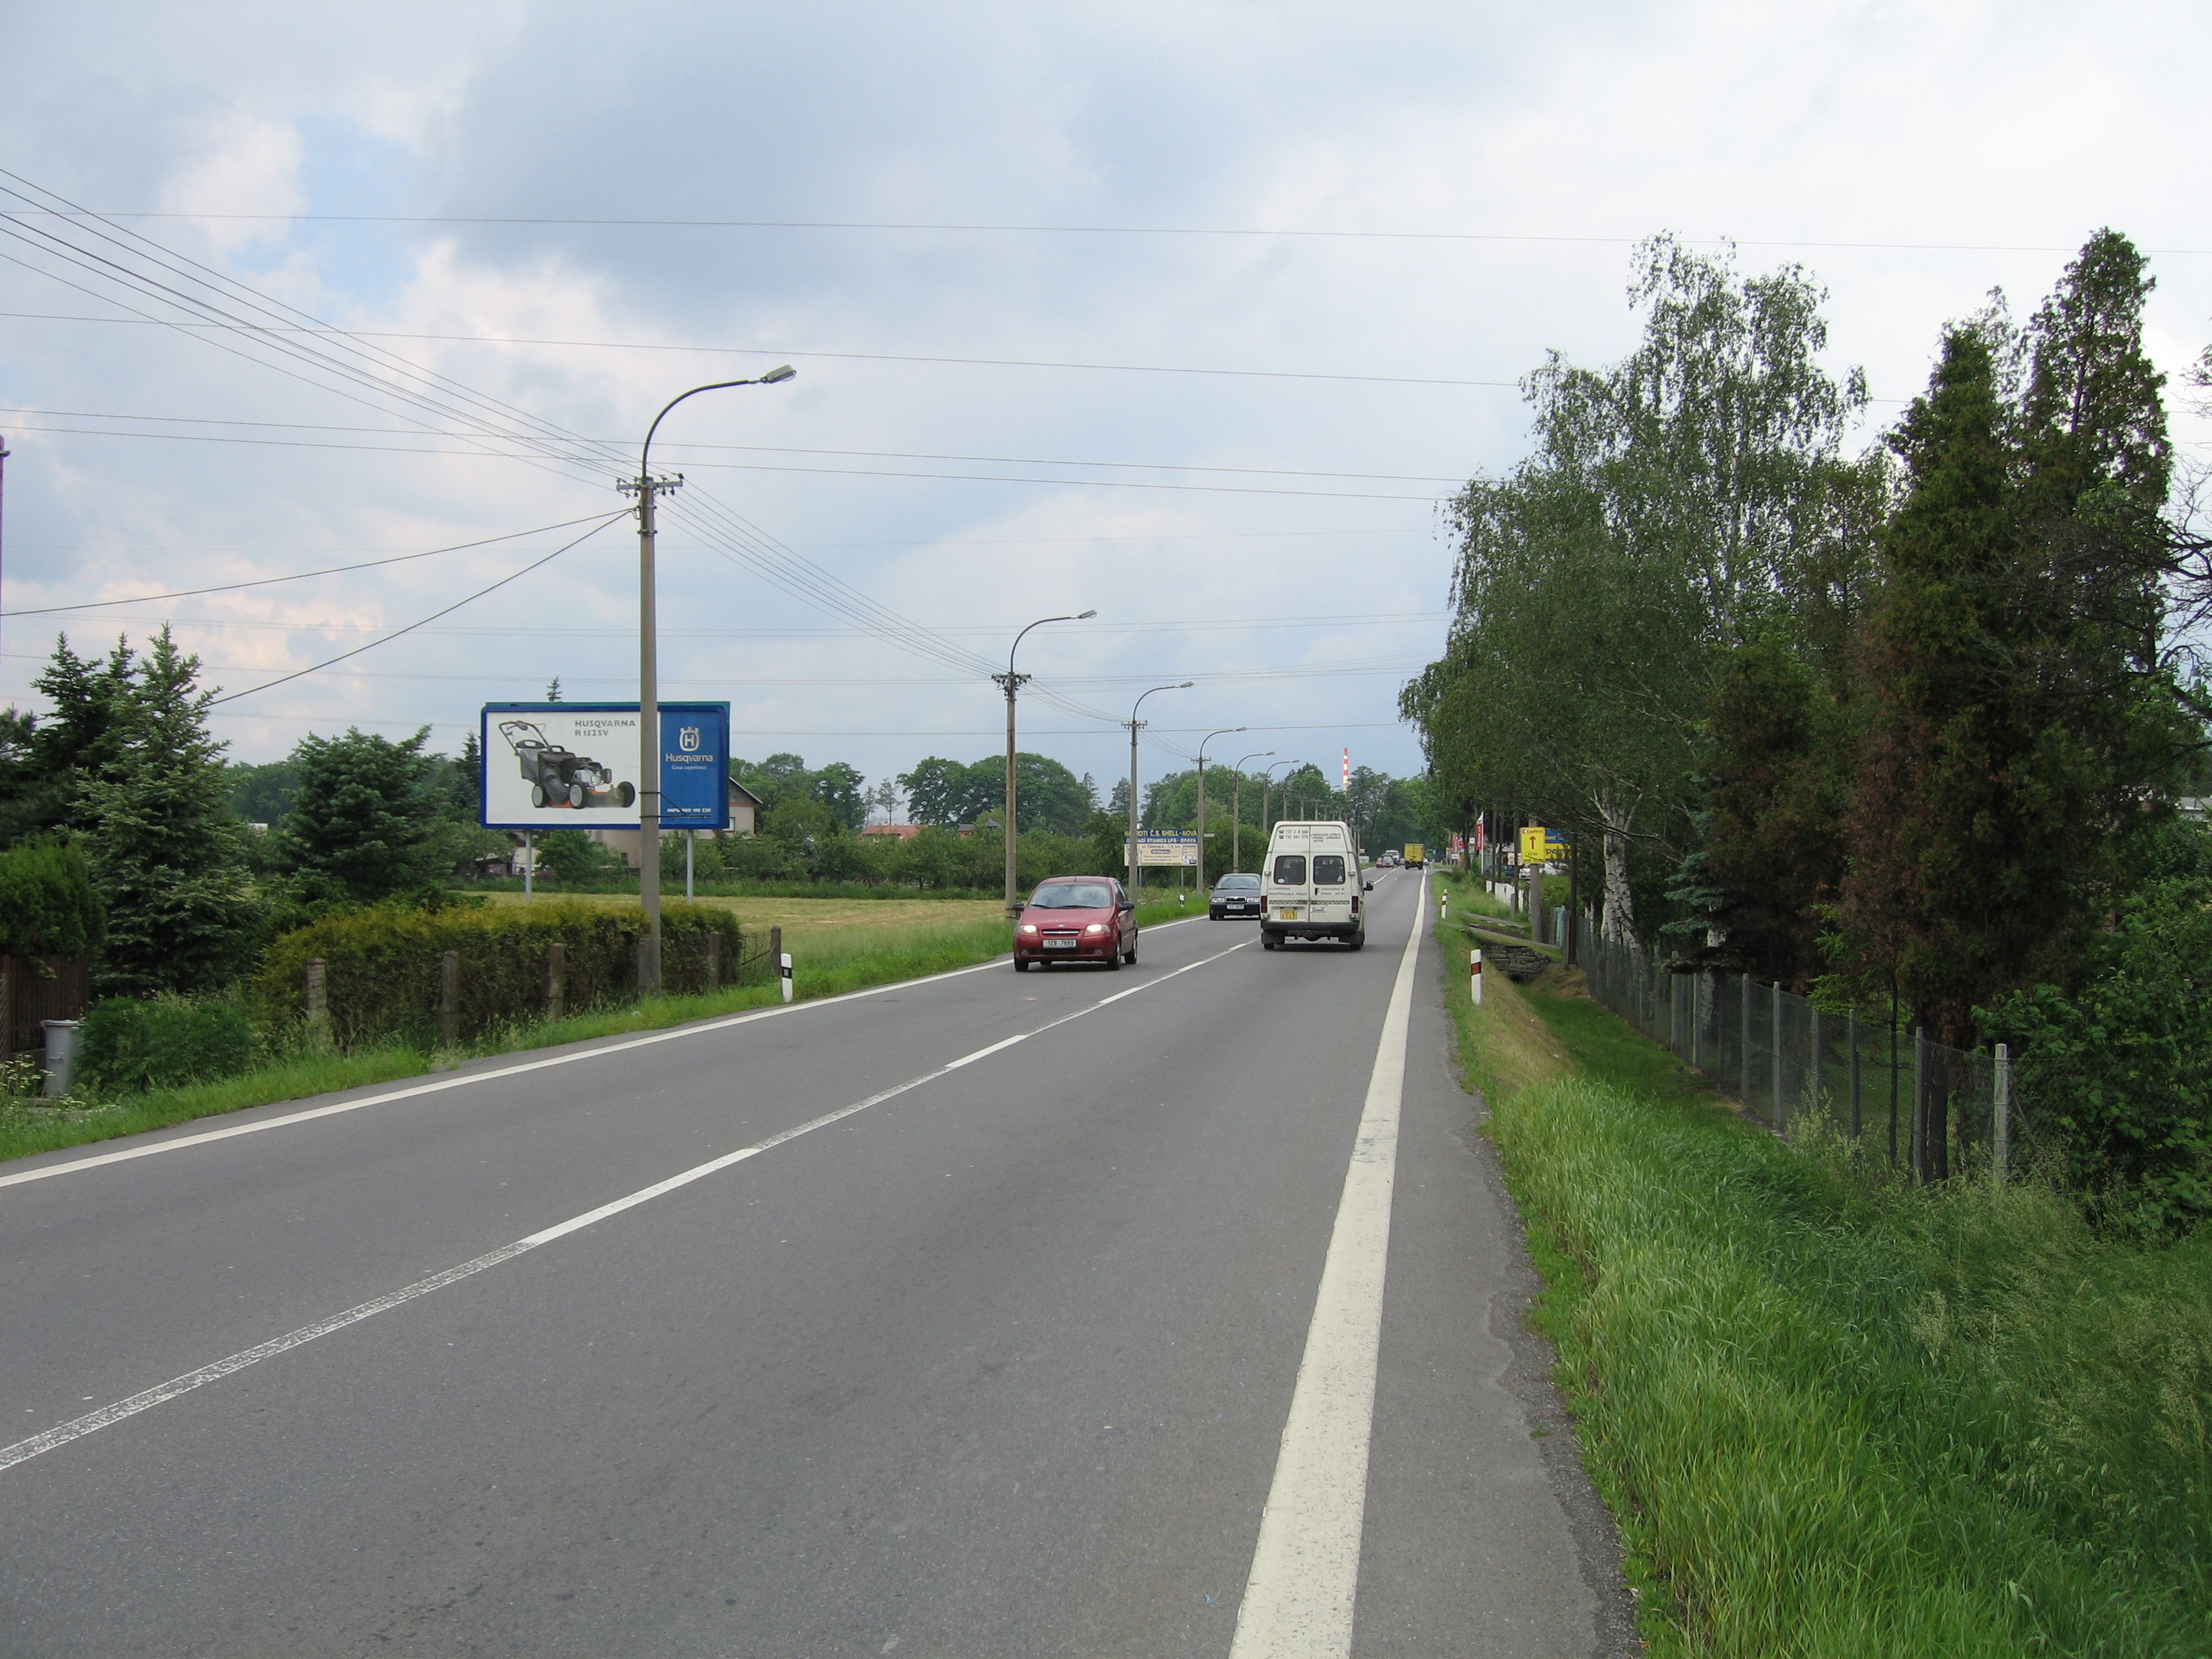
[1043,939,1077,949]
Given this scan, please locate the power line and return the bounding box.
[1,510,626,616]
[11,210,2207,257]
[0,421,1447,501]
[205,516,623,706]
[0,310,1516,390]
[0,404,1467,482]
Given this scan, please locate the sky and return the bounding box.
[0,0,2206,814]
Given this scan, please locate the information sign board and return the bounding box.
[480,702,730,830]
[1129,831,1200,867]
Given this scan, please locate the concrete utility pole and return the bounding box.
[1193,727,1244,895]
[625,367,793,992]
[1125,682,1192,895]
[1260,760,1292,848]
[997,611,1094,918]
[1230,749,1273,873]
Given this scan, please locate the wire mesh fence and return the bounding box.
[1569,912,2022,1182]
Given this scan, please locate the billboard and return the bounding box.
[480,703,730,830]
[1129,831,1200,867]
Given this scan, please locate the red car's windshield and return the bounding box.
[1030,882,1114,909]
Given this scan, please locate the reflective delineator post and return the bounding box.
[1470,948,1483,1006]
[1440,893,1448,924]
[779,952,793,1004]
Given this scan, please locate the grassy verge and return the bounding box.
[0,906,1211,1168]
[1437,916,2212,1656]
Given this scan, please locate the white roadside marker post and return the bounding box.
[780,952,793,1004]
[1470,948,1483,1006]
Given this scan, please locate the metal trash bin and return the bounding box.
[41,1019,81,1099]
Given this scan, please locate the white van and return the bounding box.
[1261,819,1371,950]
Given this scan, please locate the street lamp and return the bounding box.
[997,609,1096,917]
[1260,759,1293,844]
[1230,750,1273,873]
[1193,727,1245,894]
[624,365,795,992]
[1125,682,1192,896]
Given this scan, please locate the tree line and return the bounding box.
[1403,230,2212,1228]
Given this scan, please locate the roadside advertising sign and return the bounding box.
[1129,831,1200,867]
[480,702,731,830]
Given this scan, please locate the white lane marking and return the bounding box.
[0,938,1249,1475]
[1230,873,1425,1659]
[0,911,1216,1193]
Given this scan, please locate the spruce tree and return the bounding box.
[276,727,443,901]
[79,628,261,994]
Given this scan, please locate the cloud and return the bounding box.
[0,0,2204,798]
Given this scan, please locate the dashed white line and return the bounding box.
[0,936,1248,1475]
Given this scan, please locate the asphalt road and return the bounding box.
[0,871,1631,1658]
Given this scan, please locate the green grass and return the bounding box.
[1435,915,2212,1656]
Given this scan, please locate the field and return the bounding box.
[478,890,1007,958]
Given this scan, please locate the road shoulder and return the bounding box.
[1352,909,1639,1657]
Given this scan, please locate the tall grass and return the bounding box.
[1452,927,2212,1655]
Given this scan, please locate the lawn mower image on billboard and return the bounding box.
[499,719,637,811]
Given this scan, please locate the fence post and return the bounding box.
[305,958,329,1048]
[1993,1041,2010,1184]
[547,941,565,1022]
[1743,974,1753,1104]
[440,950,459,1049]
[1,959,14,1064]
[1810,1007,1823,1119]
[1772,979,1784,1127]
[1848,1008,1861,1146]
[1912,1027,1928,1184]
[706,930,721,992]
[1689,973,1701,1072]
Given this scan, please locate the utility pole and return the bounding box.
[1125,682,1191,897]
[997,611,1094,919]
[1230,749,1272,875]
[624,367,793,992]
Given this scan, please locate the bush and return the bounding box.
[257,900,742,1049]
[1983,873,2212,1233]
[0,842,104,956]
[80,994,256,1093]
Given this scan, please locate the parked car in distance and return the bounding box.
[1013,876,1138,970]
[1209,871,1262,920]
[1261,819,1373,950]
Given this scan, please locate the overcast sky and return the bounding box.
[1,1,2206,809]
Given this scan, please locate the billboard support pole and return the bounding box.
[523,830,532,900]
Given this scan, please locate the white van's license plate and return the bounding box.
[1277,907,1299,920]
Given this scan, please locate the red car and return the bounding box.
[1013,876,1138,970]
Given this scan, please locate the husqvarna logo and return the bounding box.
[678,726,701,752]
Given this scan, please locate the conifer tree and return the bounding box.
[276,727,442,901]
[78,628,261,994]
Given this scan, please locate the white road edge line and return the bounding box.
[1229,871,1425,1659]
[0,938,1249,1476]
[0,910,1218,1192]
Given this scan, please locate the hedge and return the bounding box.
[0,842,104,958]
[81,996,256,1094]
[257,901,742,1049]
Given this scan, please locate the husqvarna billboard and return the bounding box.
[479,702,730,830]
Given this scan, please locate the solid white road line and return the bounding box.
[0,910,1215,1193]
[0,938,1248,1476]
[1229,873,1426,1659]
